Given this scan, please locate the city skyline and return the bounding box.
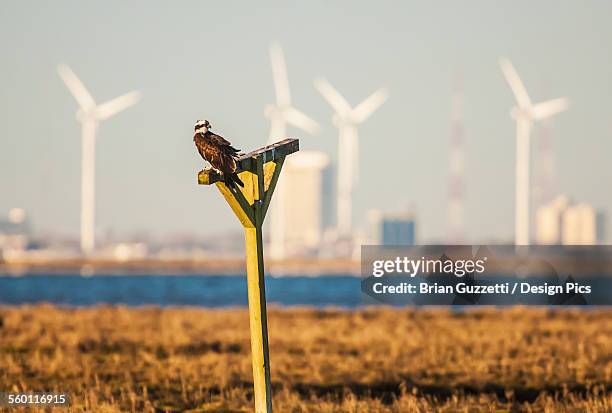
[1,2,611,243]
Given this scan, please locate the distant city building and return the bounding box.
[110,243,149,262]
[276,151,330,256]
[562,203,605,245]
[536,196,605,245]
[535,196,569,244]
[368,209,416,246]
[0,208,30,252]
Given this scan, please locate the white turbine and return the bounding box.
[58,64,140,255]
[265,43,319,260]
[499,58,569,247]
[314,78,388,237]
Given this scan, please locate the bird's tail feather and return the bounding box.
[224,173,244,190]
[232,173,244,188]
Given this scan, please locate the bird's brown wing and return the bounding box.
[194,132,240,174]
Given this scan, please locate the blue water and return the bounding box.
[1,275,610,307]
[0,275,363,307]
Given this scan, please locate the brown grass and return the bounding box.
[0,305,610,412]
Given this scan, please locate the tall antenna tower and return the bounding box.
[535,115,555,208]
[447,74,465,244]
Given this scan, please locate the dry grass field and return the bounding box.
[0,305,610,412]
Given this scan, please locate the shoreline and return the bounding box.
[3,254,612,277]
[0,257,361,276]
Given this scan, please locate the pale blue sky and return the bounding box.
[1,1,610,242]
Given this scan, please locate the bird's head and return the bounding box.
[195,119,211,134]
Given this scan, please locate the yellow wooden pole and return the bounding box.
[198,138,299,413]
[214,176,272,412]
[244,224,272,412]
[243,155,272,413]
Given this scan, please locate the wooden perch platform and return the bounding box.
[196,136,300,412]
[198,138,299,185]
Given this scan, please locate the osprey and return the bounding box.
[194,120,244,189]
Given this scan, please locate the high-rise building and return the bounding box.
[535,196,605,245]
[535,195,569,244]
[274,151,330,256]
[368,209,416,246]
[562,203,604,245]
[0,208,30,251]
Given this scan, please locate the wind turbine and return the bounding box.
[499,58,569,246]
[58,64,140,255]
[314,78,388,237]
[265,43,319,259]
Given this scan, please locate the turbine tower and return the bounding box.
[58,64,140,255]
[314,78,388,237]
[264,43,319,259]
[499,58,569,246]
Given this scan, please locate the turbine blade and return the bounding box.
[313,77,352,116]
[499,58,531,108]
[269,42,291,106]
[351,87,388,123]
[57,64,96,110]
[96,91,141,120]
[532,97,569,120]
[284,106,319,134]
